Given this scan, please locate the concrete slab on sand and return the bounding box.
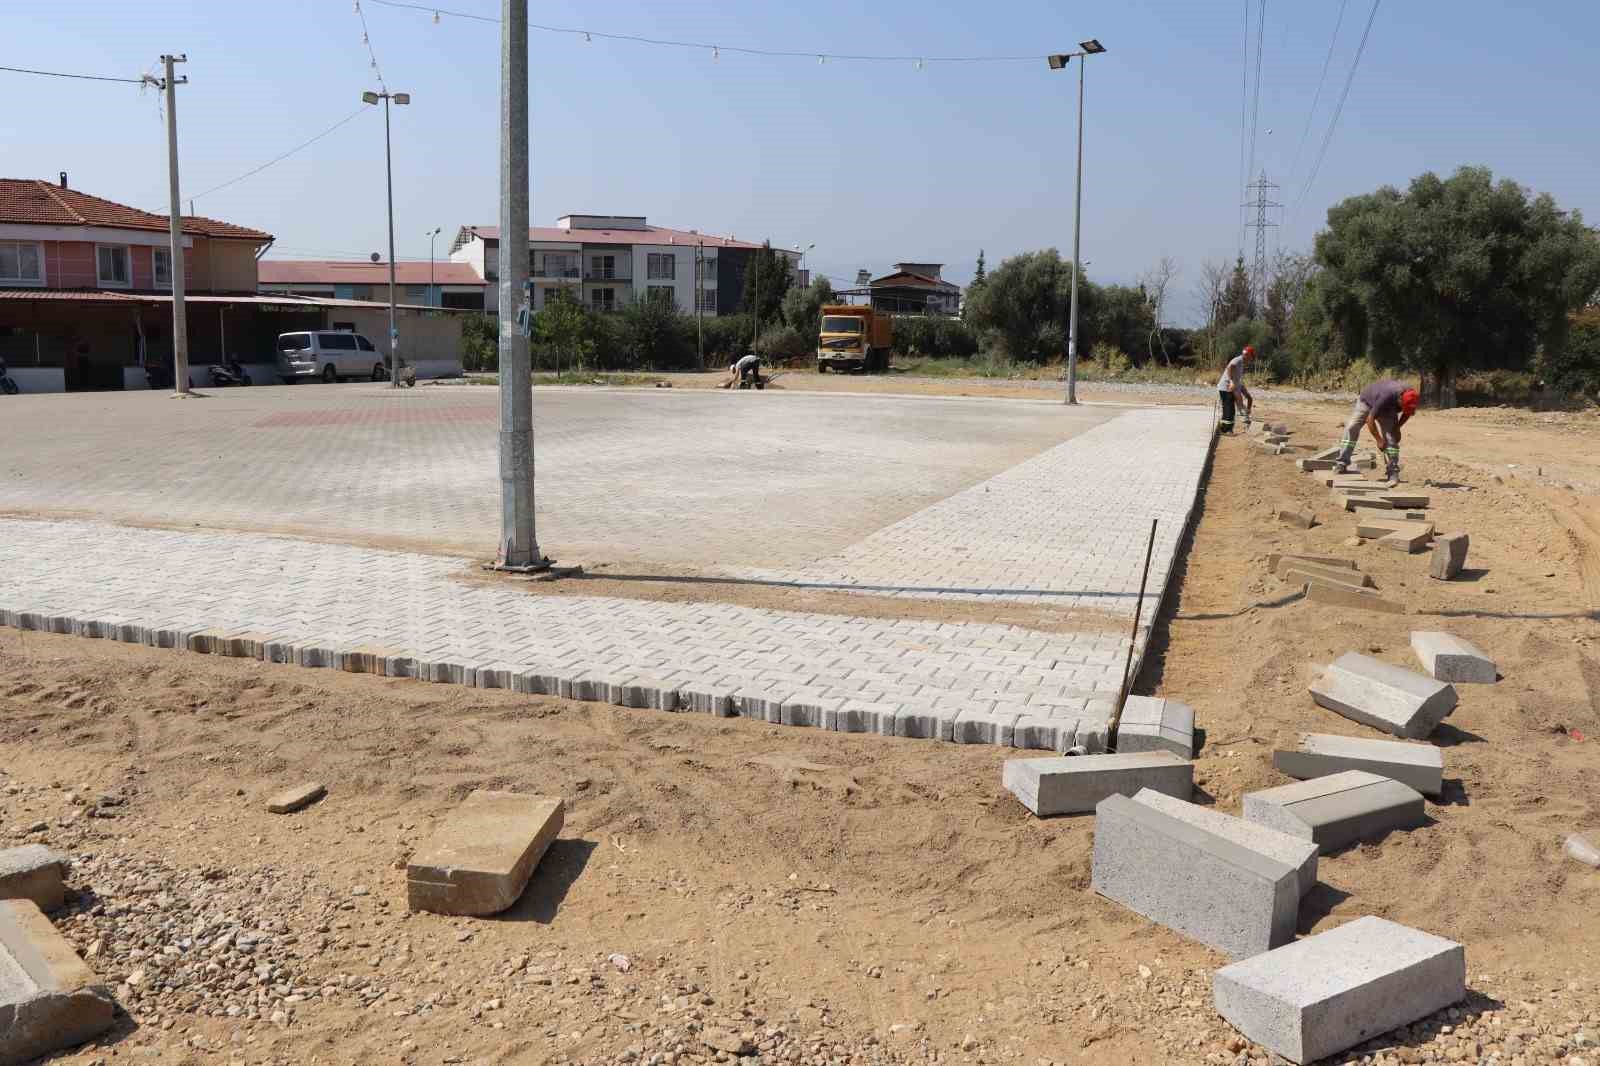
[1213,916,1465,1065]
[1309,653,1458,739]
[407,791,564,916]
[265,782,326,814]
[1091,794,1300,959]
[1131,789,1318,899]
[0,845,68,913]
[0,898,115,1064]
[1003,752,1192,817]
[1115,696,1196,758]
[1410,631,1497,684]
[1272,733,1443,797]
[1244,770,1427,853]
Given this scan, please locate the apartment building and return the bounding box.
[258,260,487,310]
[447,214,800,316]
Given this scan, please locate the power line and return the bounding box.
[1245,0,1268,197]
[1285,0,1350,194]
[353,0,388,89]
[1293,0,1381,220]
[0,63,144,84]
[1237,0,1251,254]
[366,0,1044,63]
[189,106,376,203]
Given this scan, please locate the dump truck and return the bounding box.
[816,305,892,373]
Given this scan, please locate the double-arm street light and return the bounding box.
[362,88,410,387]
[1047,38,1106,406]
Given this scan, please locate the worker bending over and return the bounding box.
[1334,379,1420,483]
[723,352,761,389]
[1215,345,1255,434]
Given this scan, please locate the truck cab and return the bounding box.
[817,305,892,373]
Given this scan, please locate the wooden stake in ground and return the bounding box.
[1110,518,1159,745]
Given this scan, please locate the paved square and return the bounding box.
[0,386,1214,750]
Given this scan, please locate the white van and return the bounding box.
[276,331,386,383]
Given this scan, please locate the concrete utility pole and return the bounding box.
[695,242,705,371]
[159,54,189,396]
[494,0,545,570]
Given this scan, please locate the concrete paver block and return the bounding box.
[1339,494,1394,511]
[0,898,115,1064]
[1378,527,1433,553]
[1003,751,1191,817]
[407,790,564,916]
[1131,789,1318,899]
[1280,565,1371,593]
[1012,715,1081,752]
[822,699,898,735]
[1304,581,1404,614]
[1213,915,1465,1065]
[1310,653,1457,738]
[952,707,1022,746]
[1272,733,1443,797]
[1268,553,1357,573]
[676,683,733,716]
[265,782,327,815]
[1276,508,1317,529]
[1410,631,1496,684]
[780,692,844,727]
[734,687,785,723]
[895,703,957,740]
[1243,770,1426,853]
[1356,517,1433,540]
[0,846,68,912]
[1091,794,1300,959]
[1429,532,1469,580]
[1379,493,1429,508]
[1115,696,1196,758]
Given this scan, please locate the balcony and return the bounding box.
[584,261,632,282]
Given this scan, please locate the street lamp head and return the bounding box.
[361,90,380,105]
[1079,39,1106,54]
[392,92,411,105]
[1047,54,1070,70]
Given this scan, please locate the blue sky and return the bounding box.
[10,0,1599,319]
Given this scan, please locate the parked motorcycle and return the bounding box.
[0,358,18,395]
[208,358,252,387]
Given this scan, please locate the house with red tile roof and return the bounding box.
[0,176,465,391]
[258,259,487,311]
[447,214,802,316]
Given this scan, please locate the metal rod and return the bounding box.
[495,0,542,569]
[1064,53,1085,406]
[1111,517,1160,743]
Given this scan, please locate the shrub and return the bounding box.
[892,316,980,360]
[1540,314,1600,401]
[1091,341,1131,375]
[753,325,811,365]
[460,313,498,372]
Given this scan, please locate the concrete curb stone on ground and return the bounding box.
[1309,653,1458,739]
[0,898,116,1064]
[1242,770,1427,853]
[1271,733,1444,797]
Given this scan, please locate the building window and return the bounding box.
[96,245,131,287]
[647,253,676,280]
[696,256,717,283]
[590,255,618,280]
[647,285,675,309]
[0,241,44,286]
[153,247,172,287]
[590,288,616,312]
[695,288,717,313]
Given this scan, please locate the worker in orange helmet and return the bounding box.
[1215,344,1256,434]
[1334,379,1421,484]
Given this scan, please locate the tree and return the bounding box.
[531,289,599,373]
[962,249,1075,362]
[1088,284,1156,363]
[617,293,692,370]
[1217,255,1256,327]
[1138,256,1180,364]
[1193,259,1230,365]
[460,312,497,372]
[972,250,987,286]
[1313,165,1600,404]
[781,276,837,343]
[741,241,794,335]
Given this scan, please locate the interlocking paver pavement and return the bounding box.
[0,516,1130,749]
[734,407,1213,610]
[0,386,1112,568]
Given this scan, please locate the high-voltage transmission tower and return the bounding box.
[1243,172,1281,304]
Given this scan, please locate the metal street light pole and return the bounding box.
[494,0,544,570]
[1048,39,1106,406]
[362,88,409,386]
[427,226,441,307]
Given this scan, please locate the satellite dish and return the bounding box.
[370,252,381,263]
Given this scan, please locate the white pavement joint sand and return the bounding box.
[1213,916,1466,1065]
[1271,733,1444,797]
[1309,653,1458,739]
[1091,794,1301,959]
[1242,770,1427,854]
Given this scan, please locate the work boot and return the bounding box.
[1332,463,1351,475]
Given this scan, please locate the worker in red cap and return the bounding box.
[1334,379,1421,483]
[1215,344,1256,434]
